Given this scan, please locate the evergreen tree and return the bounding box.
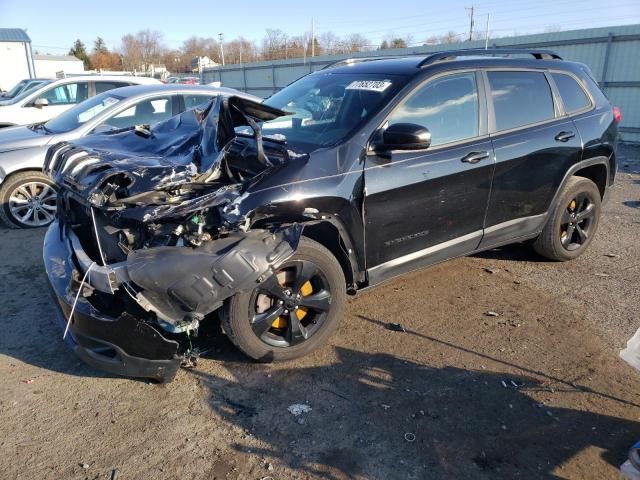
[69,39,92,69]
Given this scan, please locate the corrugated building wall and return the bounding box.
[202,24,640,142]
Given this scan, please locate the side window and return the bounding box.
[94,81,130,94]
[551,73,591,113]
[183,94,213,110]
[37,82,89,105]
[102,96,173,129]
[388,72,479,146]
[487,71,555,131]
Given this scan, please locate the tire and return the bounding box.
[222,236,346,362]
[533,176,601,261]
[0,171,57,229]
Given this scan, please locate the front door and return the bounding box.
[364,71,495,284]
[26,81,90,123]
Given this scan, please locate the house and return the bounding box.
[34,54,84,78]
[0,28,35,91]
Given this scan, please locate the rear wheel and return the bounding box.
[533,176,601,261]
[222,237,346,361]
[0,171,57,229]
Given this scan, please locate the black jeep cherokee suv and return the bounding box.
[43,49,619,381]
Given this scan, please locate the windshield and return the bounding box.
[4,80,28,98]
[6,80,52,105]
[260,72,402,150]
[44,92,124,133]
[23,80,45,93]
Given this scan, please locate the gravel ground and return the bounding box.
[0,144,638,480]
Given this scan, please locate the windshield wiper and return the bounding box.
[28,122,52,133]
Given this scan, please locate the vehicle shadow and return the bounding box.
[472,242,548,263]
[188,342,637,479]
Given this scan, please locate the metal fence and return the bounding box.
[202,24,640,142]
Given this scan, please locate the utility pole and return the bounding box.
[466,5,475,42]
[485,13,490,49]
[218,32,225,66]
[311,17,315,57]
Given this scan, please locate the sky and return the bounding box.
[2,0,639,54]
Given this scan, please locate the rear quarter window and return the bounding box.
[487,71,555,131]
[551,72,591,113]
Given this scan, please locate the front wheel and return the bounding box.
[533,176,601,261]
[222,237,346,362]
[0,171,57,229]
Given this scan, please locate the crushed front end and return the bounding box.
[42,95,303,381]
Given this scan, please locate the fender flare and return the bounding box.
[547,156,610,213]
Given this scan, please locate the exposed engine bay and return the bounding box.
[43,94,308,368]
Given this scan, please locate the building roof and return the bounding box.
[34,54,82,62]
[0,28,31,43]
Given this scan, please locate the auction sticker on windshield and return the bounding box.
[345,80,392,92]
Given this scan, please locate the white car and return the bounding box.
[0,75,160,127]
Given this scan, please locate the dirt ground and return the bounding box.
[1,145,639,480]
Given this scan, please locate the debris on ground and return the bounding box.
[386,322,406,332]
[484,267,499,274]
[111,468,119,480]
[381,404,391,410]
[21,378,34,384]
[604,253,619,258]
[485,311,500,317]
[287,404,312,416]
[80,463,89,469]
[404,432,416,442]
[501,380,524,389]
[594,272,610,277]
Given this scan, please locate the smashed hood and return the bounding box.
[44,95,288,206]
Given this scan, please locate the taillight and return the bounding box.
[613,106,622,123]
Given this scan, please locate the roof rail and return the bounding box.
[321,56,406,70]
[321,48,562,71]
[417,48,562,67]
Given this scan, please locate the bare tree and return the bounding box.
[119,30,166,72]
[319,32,340,55]
[262,28,288,60]
[440,31,462,44]
[340,33,370,53]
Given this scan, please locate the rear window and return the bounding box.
[487,71,555,131]
[95,81,130,94]
[551,73,591,113]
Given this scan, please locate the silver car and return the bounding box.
[0,84,253,228]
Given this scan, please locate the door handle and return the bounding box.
[461,151,489,164]
[555,131,575,142]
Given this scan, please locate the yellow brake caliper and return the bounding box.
[271,280,313,328]
[561,199,577,239]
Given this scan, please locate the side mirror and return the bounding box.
[379,123,431,151]
[33,98,49,108]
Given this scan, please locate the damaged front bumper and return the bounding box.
[44,221,182,381]
[43,218,302,381]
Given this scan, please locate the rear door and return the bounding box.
[92,80,132,95]
[479,69,583,248]
[364,70,495,283]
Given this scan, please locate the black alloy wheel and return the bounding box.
[222,237,346,361]
[250,260,332,347]
[559,193,596,251]
[533,176,601,261]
